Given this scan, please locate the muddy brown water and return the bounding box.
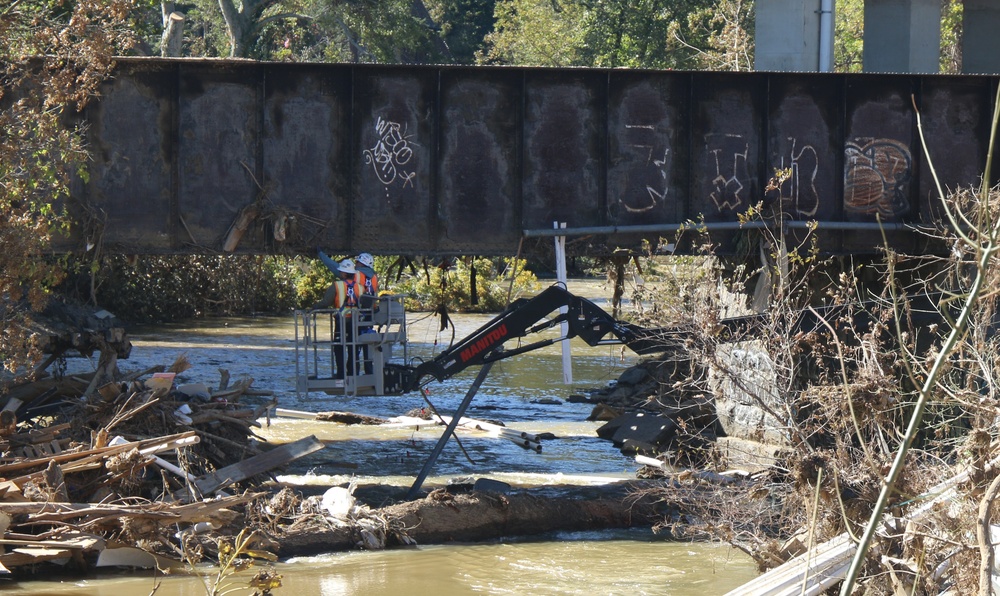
[21,280,760,594]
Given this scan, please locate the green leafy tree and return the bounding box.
[940,0,962,74]
[166,0,446,62]
[482,0,740,70]
[392,257,538,312]
[479,0,587,65]
[212,0,311,57]
[310,0,445,63]
[834,0,864,72]
[578,0,717,69]
[426,0,495,64]
[93,255,302,323]
[681,0,754,71]
[1,0,136,384]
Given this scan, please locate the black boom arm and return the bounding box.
[400,285,678,392]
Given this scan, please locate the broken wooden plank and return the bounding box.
[1,547,73,567]
[2,493,259,534]
[6,432,200,489]
[273,408,320,420]
[0,534,104,550]
[434,415,542,452]
[0,481,26,502]
[0,430,197,476]
[174,435,326,501]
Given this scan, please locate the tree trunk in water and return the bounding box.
[274,482,669,556]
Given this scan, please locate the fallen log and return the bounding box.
[274,408,387,425]
[316,411,386,425]
[275,480,666,556]
[1,492,261,526]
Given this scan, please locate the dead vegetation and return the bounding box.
[615,160,1000,592]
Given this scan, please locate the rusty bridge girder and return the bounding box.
[68,58,999,257]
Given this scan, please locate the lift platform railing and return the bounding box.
[293,295,408,398]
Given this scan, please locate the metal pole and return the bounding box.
[819,0,835,72]
[522,220,916,238]
[554,221,572,384]
[406,360,495,499]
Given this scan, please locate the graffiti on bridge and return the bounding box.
[618,123,670,214]
[769,139,820,218]
[706,133,750,212]
[844,138,912,218]
[363,116,417,191]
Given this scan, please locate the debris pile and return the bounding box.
[0,354,317,575]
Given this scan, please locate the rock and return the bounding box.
[587,403,621,421]
[710,341,788,444]
[606,385,637,405]
[473,478,511,494]
[566,394,592,404]
[617,365,650,386]
[596,411,678,455]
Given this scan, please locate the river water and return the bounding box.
[11,280,760,594]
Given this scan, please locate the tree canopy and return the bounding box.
[141,0,760,69]
[1,0,137,383]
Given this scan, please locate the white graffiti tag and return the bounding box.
[771,138,820,217]
[619,124,669,213]
[706,134,749,212]
[363,116,416,188]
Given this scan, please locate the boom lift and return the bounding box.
[293,284,679,399]
[294,283,687,498]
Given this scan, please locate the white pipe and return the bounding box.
[819,0,835,72]
[554,221,572,385]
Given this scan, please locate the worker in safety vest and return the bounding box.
[312,253,359,378]
[312,250,359,311]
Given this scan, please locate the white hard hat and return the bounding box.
[357,252,374,268]
[338,259,356,275]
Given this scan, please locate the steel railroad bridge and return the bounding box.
[66,57,1000,258]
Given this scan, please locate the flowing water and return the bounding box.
[13,280,760,594]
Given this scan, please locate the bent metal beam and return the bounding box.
[66,58,999,257]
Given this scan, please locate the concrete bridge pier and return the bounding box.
[753,0,830,72]
[755,0,944,75]
[862,0,941,74]
[757,0,1000,75]
[963,0,1000,74]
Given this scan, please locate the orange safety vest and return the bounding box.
[343,279,359,308]
[326,279,358,313]
[355,271,379,296]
